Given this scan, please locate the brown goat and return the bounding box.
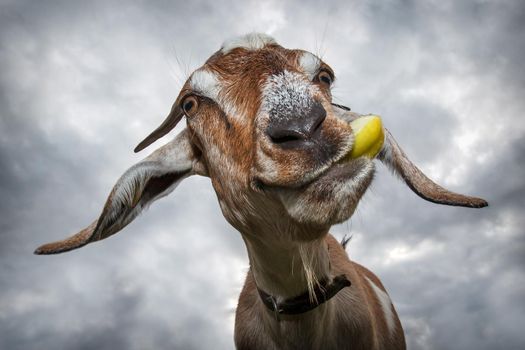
[35,33,487,350]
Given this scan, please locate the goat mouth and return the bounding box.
[313,157,371,185]
[302,138,364,184]
[274,156,375,228]
[270,155,370,194]
[251,133,355,191]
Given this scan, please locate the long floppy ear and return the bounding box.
[333,105,488,208]
[378,129,487,207]
[35,129,198,255]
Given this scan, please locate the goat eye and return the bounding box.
[182,96,199,116]
[317,70,333,86]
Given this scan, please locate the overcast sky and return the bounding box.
[1,0,524,349]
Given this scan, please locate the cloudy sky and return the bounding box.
[1,0,524,349]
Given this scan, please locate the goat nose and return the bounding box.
[266,102,326,147]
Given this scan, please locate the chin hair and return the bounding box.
[280,158,375,228]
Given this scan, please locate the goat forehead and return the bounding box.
[186,40,326,133]
[220,32,277,54]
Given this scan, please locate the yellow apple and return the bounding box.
[347,115,384,159]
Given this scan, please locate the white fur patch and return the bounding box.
[221,33,277,54]
[366,277,395,336]
[299,51,321,80]
[189,68,246,122]
[189,69,221,100]
[261,70,317,119]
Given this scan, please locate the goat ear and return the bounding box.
[332,105,488,208]
[134,103,184,153]
[35,129,198,255]
[378,129,487,208]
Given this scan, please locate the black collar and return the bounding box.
[257,274,351,316]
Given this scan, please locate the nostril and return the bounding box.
[266,102,327,147]
[268,129,304,145]
[310,108,326,136]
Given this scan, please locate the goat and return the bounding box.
[35,33,487,350]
